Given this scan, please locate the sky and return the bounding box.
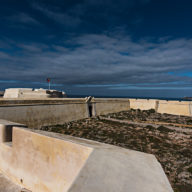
[0,0,192,98]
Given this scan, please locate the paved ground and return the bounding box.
[42,109,192,192]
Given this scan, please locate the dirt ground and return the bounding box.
[41,109,192,192]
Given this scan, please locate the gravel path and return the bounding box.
[99,116,192,133]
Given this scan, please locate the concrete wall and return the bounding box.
[128,98,192,116]
[92,98,130,115]
[0,120,26,143]
[0,124,92,192]
[0,98,192,129]
[0,120,173,192]
[0,98,131,128]
[129,99,157,110]
[0,102,88,128]
[157,100,191,116]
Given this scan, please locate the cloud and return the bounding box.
[30,0,150,29]
[18,43,49,52]
[7,13,40,25]
[0,33,192,90]
[0,52,9,59]
[31,2,81,27]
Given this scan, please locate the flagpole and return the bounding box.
[47,78,51,90]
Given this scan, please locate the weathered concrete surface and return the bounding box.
[0,127,93,192]
[0,173,22,192]
[0,98,86,106]
[0,102,89,128]
[0,97,191,129]
[157,100,191,116]
[0,120,26,143]
[129,99,192,116]
[129,99,157,110]
[0,120,173,192]
[68,147,173,192]
[92,98,130,115]
[0,98,132,127]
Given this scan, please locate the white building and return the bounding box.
[3,88,66,99]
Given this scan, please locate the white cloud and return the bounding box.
[32,3,81,27]
[1,34,192,87]
[7,13,40,25]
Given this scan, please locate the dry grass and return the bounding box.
[41,109,192,192]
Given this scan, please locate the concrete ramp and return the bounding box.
[69,148,172,192]
[0,120,173,192]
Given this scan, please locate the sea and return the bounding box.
[68,95,189,101]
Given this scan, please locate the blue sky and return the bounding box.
[0,0,192,98]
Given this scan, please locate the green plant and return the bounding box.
[187,167,192,173]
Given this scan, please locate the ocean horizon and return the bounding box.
[68,95,189,101]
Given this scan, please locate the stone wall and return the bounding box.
[129,99,157,110]
[157,100,191,116]
[128,98,192,116]
[0,98,191,128]
[92,98,130,115]
[0,102,88,128]
[0,98,131,128]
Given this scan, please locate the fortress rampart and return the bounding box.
[0,98,191,127]
[0,120,173,192]
[0,97,185,191]
[0,98,88,128]
[129,99,192,116]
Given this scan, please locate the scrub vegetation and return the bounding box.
[42,109,192,192]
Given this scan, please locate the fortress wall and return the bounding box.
[92,98,192,117]
[0,125,93,192]
[129,99,192,116]
[0,98,192,129]
[0,98,86,105]
[0,99,89,128]
[157,100,191,116]
[0,98,131,127]
[0,121,173,192]
[0,103,88,128]
[129,99,157,110]
[92,98,130,115]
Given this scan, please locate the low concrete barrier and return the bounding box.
[92,98,130,115]
[0,98,89,128]
[129,99,192,116]
[0,120,26,143]
[0,120,173,192]
[129,99,157,110]
[157,100,191,116]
